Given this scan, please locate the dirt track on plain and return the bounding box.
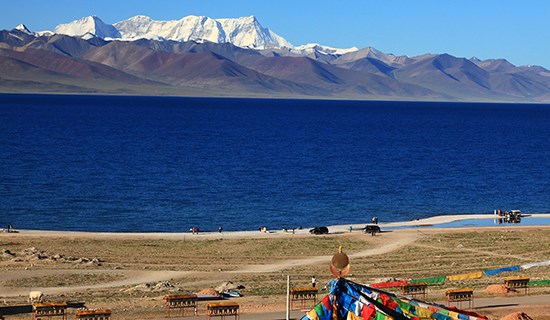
[2,223,550,319]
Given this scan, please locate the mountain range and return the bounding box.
[1,15,550,102]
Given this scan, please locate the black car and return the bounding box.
[309,226,329,235]
[363,225,381,234]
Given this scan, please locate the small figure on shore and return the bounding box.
[7,224,12,233]
[311,275,316,288]
[372,217,378,224]
[349,225,353,232]
[190,227,199,234]
[218,226,223,234]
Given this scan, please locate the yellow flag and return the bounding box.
[306,309,320,320]
[446,271,483,281]
[347,311,363,320]
[415,307,434,318]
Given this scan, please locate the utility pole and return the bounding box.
[286,275,290,320]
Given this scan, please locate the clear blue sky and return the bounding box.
[2,0,549,68]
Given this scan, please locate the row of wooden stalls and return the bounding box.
[0,295,239,320]
[299,247,489,320]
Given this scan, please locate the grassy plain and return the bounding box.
[1,226,550,319]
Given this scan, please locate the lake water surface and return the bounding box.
[1,94,549,232]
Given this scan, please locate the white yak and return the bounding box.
[28,291,44,304]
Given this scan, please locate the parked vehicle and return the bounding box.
[495,209,522,224]
[309,226,329,235]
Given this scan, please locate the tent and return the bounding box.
[300,278,487,320]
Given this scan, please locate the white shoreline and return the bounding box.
[341,213,550,231]
[4,213,550,240]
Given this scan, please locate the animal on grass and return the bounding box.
[28,291,44,304]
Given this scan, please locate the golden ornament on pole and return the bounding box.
[330,246,350,278]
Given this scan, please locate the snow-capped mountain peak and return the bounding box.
[112,15,291,49]
[294,43,358,55]
[54,16,121,39]
[51,14,292,49]
[14,24,32,34]
[215,15,293,49]
[112,15,154,38]
[49,14,356,54]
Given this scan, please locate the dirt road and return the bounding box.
[1,230,420,297]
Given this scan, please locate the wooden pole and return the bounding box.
[286,275,290,320]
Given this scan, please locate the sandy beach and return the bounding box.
[2,214,550,320]
[10,213,550,239]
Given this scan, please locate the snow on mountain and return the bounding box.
[54,16,120,39]
[52,15,292,49]
[114,15,225,44]
[113,15,292,49]
[15,24,32,34]
[36,30,54,37]
[216,16,293,49]
[50,15,359,54]
[81,32,97,40]
[293,43,358,55]
[336,47,413,66]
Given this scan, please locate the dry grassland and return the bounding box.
[1,226,550,319]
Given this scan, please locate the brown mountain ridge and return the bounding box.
[1,28,549,101]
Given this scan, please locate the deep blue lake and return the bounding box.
[1,94,549,232]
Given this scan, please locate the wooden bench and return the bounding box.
[400,282,428,299]
[32,302,68,320]
[504,276,529,295]
[206,302,239,320]
[75,309,112,320]
[446,288,474,309]
[164,294,198,317]
[289,287,317,310]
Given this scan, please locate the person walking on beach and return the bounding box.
[311,275,316,288]
[218,225,223,234]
